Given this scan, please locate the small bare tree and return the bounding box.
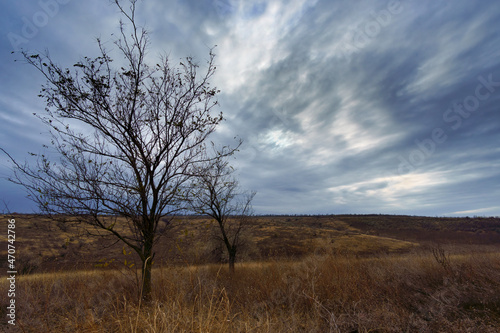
[189,156,255,272]
[2,0,235,301]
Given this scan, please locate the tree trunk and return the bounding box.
[228,250,236,273]
[141,237,154,302]
[141,257,152,302]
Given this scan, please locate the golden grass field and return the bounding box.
[1,214,500,332]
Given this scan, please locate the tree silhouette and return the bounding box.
[2,0,235,301]
[188,156,255,272]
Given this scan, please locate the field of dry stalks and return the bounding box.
[1,215,500,332]
[1,249,500,332]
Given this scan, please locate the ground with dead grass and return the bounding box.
[1,214,500,332]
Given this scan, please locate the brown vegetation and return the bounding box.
[1,214,500,331]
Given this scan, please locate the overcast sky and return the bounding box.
[1,0,499,216]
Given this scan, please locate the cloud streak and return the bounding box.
[1,0,499,216]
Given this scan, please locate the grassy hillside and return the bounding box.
[2,214,499,273]
[1,214,500,331]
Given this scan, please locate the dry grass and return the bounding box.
[2,214,500,331]
[2,249,500,332]
[3,214,500,273]
[314,234,418,255]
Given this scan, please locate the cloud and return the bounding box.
[450,207,500,216]
[1,0,499,215]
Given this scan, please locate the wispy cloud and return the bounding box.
[1,0,499,215]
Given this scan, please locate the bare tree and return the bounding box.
[2,0,235,301]
[189,156,255,273]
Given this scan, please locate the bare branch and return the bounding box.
[2,0,238,301]
[187,152,255,272]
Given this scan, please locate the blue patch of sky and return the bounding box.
[246,2,267,18]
